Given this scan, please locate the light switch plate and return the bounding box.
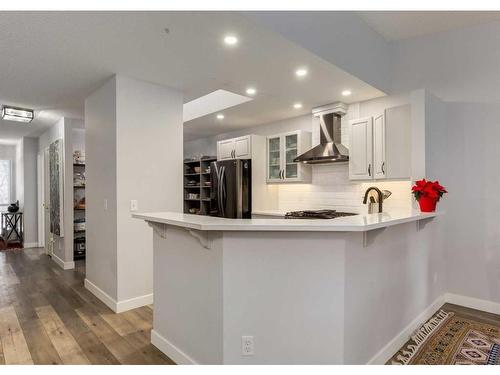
[130,200,139,212]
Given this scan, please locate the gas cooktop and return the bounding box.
[284,209,358,219]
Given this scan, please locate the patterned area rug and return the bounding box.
[392,310,500,365]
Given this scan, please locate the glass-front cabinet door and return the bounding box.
[267,136,281,181]
[266,130,311,183]
[284,133,298,179]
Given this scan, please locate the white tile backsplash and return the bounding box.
[276,163,412,213]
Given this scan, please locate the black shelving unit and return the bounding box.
[183,158,216,215]
[74,163,86,260]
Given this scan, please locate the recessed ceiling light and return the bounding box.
[342,90,352,96]
[1,106,34,123]
[246,87,256,95]
[223,35,238,46]
[216,113,225,120]
[293,103,303,109]
[295,68,308,77]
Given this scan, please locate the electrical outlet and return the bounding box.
[241,336,254,356]
[130,200,139,212]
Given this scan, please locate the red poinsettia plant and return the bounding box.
[412,179,447,201]
[412,179,447,212]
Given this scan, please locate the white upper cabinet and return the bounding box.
[217,135,252,160]
[349,117,373,180]
[266,130,311,183]
[267,135,282,182]
[234,136,251,158]
[348,104,411,181]
[218,139,236,160]
[373,113,386,179]
[384,105,411,179]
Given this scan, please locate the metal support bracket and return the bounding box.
[187,229,212,250]
[416,216,435,231]
[362,227,386,247]
[146,222,212,249]
[147,221,168,239]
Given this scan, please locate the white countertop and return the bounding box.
[133,210,441,232]
[252,210,288,217]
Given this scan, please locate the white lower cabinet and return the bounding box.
[349,104,411,181]
[266,130,311,183]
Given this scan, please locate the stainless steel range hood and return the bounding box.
[294,102,349,164]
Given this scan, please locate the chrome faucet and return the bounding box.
[363,187,392,214]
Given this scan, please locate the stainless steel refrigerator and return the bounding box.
[210,159,251,218]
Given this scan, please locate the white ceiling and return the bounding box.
[0,11,384,142]
[358,11,500,41]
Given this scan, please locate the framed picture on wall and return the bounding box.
[49,138,64,237]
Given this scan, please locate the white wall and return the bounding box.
[385,22,500,307]
[344,218,445,364]
[72,127,85,153]
[393,20,500,102]
[15,139,23,212]
[7,137,39,246]
[426,102,500,304]
[85,77,119,300]
[115,75,183,303]
[85,75,184,309]
[21,137,39,246]
[0,144,17,205]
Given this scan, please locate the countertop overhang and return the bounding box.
[132,210,441,232]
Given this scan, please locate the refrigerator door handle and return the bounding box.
[235,160,243,218]
[215,164,223,216]
[221,166,226,217]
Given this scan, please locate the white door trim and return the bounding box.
[37,152,45,248]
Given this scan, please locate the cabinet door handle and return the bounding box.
[381,162,385,174]
[368,164,371,177]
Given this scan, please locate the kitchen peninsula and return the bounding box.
[134,210,442,365]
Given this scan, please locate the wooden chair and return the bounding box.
[0,235,6,250]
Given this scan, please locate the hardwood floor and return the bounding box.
[0,247,174,365]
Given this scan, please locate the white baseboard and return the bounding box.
[85,279,118,312]
[151,329,197,365]
[84,278,153,313]
[116,293,153,313]
[445,293,500,316]
[52,253,75,270]
[367,294,446,365]
[23,242,39,249]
